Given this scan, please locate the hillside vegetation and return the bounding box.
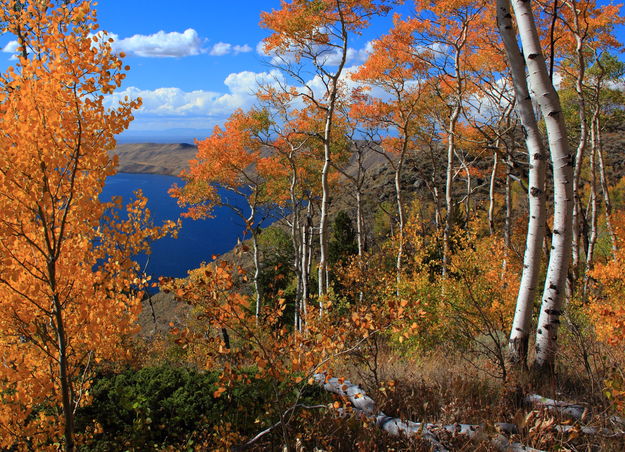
[3,1,625,451]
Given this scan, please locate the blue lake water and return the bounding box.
[101,173,252,280]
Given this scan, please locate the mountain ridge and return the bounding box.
[111,142,198,177]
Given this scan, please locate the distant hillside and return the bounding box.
[112,143,198,176]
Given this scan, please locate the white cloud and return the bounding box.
[2,40,19,60]
[209,42,253,56]
[233,44,253,54]
[209,42,231,56]
[2,40,18,53]
[106,69,284,123]
[93,29,252,58]
[224,69,283,93]
[256,41,269,56]
[3,31,251,61]
[256,39,374,67]
[324,42,374,66]
[111,28,203,58]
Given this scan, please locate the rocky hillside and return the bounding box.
[111,142,197,176]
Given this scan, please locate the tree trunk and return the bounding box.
[464,160,472,220]
[252,227,261,320]
[51,287,75,452]
[442,104,461,276]
[505,157,512,250]
[570,25,588,284]
[356,190,364,258]
[434,188,441,229]
[596,115,617,254]
[497,0,548,366]
[489,149,499,236]
[300,221,308,328]
[301,201,313,326]
[510,0,574,373]
[318,16,349,303]
[583,122,598,296]
[248,203,262,320]
[289,159,303,331]
[394,150,407,289]
[318,135,331,304]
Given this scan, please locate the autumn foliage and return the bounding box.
[4,0,625,450]
[0,1,176,449]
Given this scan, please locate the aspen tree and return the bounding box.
[0,1,175,448]
[497,0,548,365]
[261,0,392,302]
[508,0,574,373]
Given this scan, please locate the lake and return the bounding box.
[101,173,253,281]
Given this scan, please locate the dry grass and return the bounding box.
[303,339,625,451]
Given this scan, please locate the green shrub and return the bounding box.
[76,364,277,450]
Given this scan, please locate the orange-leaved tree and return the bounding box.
[255,86,327,329]
[408,0,492,275]
[260,0,393,301]
[162,257,413,448]
[171,109,274,319]
[0,1,177,450]
[351,15,433,287]
[547,0,624,282]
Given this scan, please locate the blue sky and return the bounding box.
[0,1,623,143]
[0,1,412,142]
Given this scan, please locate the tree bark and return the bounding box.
[497,0,548,366]
[596,115,617,254]
[442,104,461,276]
[301,201,313,326]
[53,294,75,452]
[505,157,512,250]
[48,254,75,452]
[356,190,364,258]
[489,148,499,236]
[510,0,574,373]
[583,126,598,296]
[318,8,349,304]
[318,125,332,303]
[288,156,303,331]
[248,203,262,320]
[463,159,472,220]
[570,10,589,284]
[394,146,407,289]
[252,229,261,320]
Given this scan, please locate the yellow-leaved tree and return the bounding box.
[0,1,177,450]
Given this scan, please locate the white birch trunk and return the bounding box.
[249,206,262,320]
[289,157,303,331]
[570,23,588,283]
[497,0,548,365]
[433,186,442,229]
[583,130,598,296]
[596,115,617,254]
[301,202,313,326]
[318,13,349,304]
[394,149,406,289]
[318,128,332,303]
[442,105,461,276]
[505,158,512,250]
[463,160,472,220]
[356,190,364,258]
[510,0,574,373]
[489,149,499,236]
[314,374,545,452]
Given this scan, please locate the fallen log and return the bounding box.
[525,394,587,420]
[314,373,543,452]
